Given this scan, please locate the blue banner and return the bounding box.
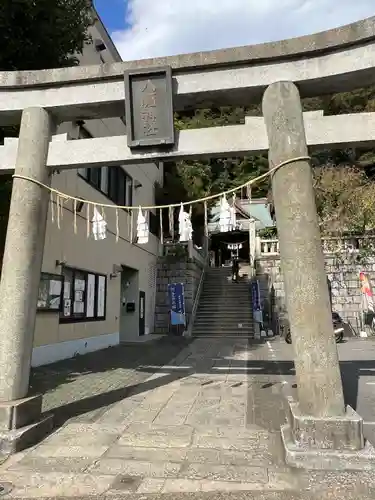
[251,280,263,323]
[251,280,261,311]
[168,283,186,326]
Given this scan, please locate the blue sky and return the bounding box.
[94,0,129,33]
[93,0,375,62]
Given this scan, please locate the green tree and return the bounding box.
[0,0,93,264]
[0,0,92,71]
[314,165,375,234]
[167,86,375,237]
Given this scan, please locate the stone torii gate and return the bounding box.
[0,17,375,468]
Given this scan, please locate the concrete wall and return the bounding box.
[256,254,375,334]
[32,20,162,365]
[154,258,203,334]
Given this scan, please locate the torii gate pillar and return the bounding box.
[0,107,55,453]
[262,81,375,469]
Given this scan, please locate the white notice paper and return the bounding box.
[64,281,71,299]
[49,279,62,297]
[86,274,96,318]
[97,276,106,317]
[75,279,85,291]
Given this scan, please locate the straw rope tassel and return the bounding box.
[116,208,119,243]
[169,206,174,241]
[86,203,90,238]
[159,208,164,245]
[101,206,106,231]
[246,182,252,201]
[204,201,208,237]
[73,199,77,234]
[57,195,61,229]
[50,193,55,223]
[130,211,134,244]
[127,211,131,240]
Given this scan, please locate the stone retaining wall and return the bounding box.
[154,258,203,334]
[256,254,375,334]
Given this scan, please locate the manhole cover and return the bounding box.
[0,483,12,496]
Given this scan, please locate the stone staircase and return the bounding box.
[192,267,254,337]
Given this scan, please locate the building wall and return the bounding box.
[32,17,163,365]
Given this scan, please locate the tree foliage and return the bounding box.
[314,165,375,235]
[166,85,375,235]
[0,0,93,263]
[0,0,93,71]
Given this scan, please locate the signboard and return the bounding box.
[168,283,186,326]
[124,66,175,148]
[251,279,263,323]
[251,280,261,311]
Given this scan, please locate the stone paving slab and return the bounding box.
[0,338,303,497]
[6,491,375,500]
[3,337,375,497]
[0,471,116,498]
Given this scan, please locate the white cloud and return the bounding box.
[112,0,375,61]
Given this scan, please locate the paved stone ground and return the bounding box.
[2,336,375,498]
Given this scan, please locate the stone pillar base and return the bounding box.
[282,397,375,470]
[0,395,53,455]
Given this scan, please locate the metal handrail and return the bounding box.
[184,254,209,337]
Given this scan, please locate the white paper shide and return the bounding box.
[219,195,232,233]
[92,206,107,240]
[179,204,193,242]
[137,207,149,244]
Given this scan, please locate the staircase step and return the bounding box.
[194,318,254,330]
[198,310,251,314]
[193,322,254,328]
[193,331,254,336]
[194,324,254,329]
[202,292,250,296]
[199,297,251,301]
[201,291,250,294]
[203,281,250,285]
[203,288,250,292]
[196,307,253,318]
[200,297,250,302]
[194,268,255,338]
[198,303,251,306]
[196,316,253,321]
[193,328,255,336]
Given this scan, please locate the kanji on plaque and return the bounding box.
[140,80,159,137]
